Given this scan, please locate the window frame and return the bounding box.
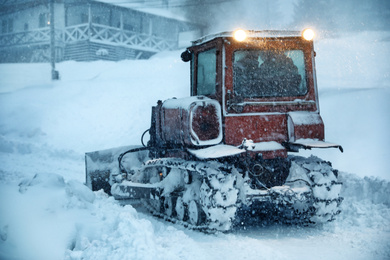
[189,39,223,103]
[232,48,309,98]
[39,13,49,28]
[196,47,217,96]
[223,36,318,114]
[2,18,14,34]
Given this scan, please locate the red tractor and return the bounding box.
[86,29,343,232]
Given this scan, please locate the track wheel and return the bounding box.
[175,197,187,221]
[164,196,176,217]
[188,200,203,226]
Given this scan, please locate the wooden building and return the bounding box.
[0,0,198,62]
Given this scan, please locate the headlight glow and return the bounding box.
[233,29,247,42]
[302,28,315,41]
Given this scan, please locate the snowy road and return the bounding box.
[0,171,388,260]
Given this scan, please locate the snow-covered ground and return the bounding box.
[0,31,389,260]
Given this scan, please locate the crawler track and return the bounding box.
[293,156,343,223]
[271,156,343,224]
[135,158,239,232]
[122,156,342,232]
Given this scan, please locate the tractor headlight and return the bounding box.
[233,29,247,42]
[302,28,315,41]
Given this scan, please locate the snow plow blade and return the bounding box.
[111,182,159,200]
[85,145,149,195]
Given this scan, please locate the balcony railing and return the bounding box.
[0,23,178,53]
[0,27,62,46]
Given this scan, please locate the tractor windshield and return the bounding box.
[233,49,307,98]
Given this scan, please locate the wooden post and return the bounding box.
[149,18,152,36]
[88,3,92,30]
[119,10,124,43]
[88,3,92,61]
[120,11,123,30]
[50,0,59,80]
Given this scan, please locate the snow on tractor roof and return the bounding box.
[192,30,303,46]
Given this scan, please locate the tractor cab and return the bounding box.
[180,29,341,155]
[183,29,318,113]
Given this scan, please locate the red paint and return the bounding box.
[151,34,327,160]
[225,115,288,146]
[292,121,325,141]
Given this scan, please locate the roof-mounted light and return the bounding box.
[233,29,247,42]
[302,28,315,41]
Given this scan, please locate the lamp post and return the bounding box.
[50,0,59,80]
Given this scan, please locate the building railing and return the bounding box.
[0,27,62,46]
[88,23,177,51]
[63,24,90,43]
[0,23,178,52]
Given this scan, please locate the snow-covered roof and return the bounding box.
[192,30,302,45]
[94,0,189,22]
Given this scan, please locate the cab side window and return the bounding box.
[196,48,216,96]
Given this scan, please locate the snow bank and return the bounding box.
[337,172,390,230]
[1,171,389,260]
[0,51,189,182]
[0,173,191,260]
[340,172,390,206]
[0,173,95,260]
[328,172,390,259]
